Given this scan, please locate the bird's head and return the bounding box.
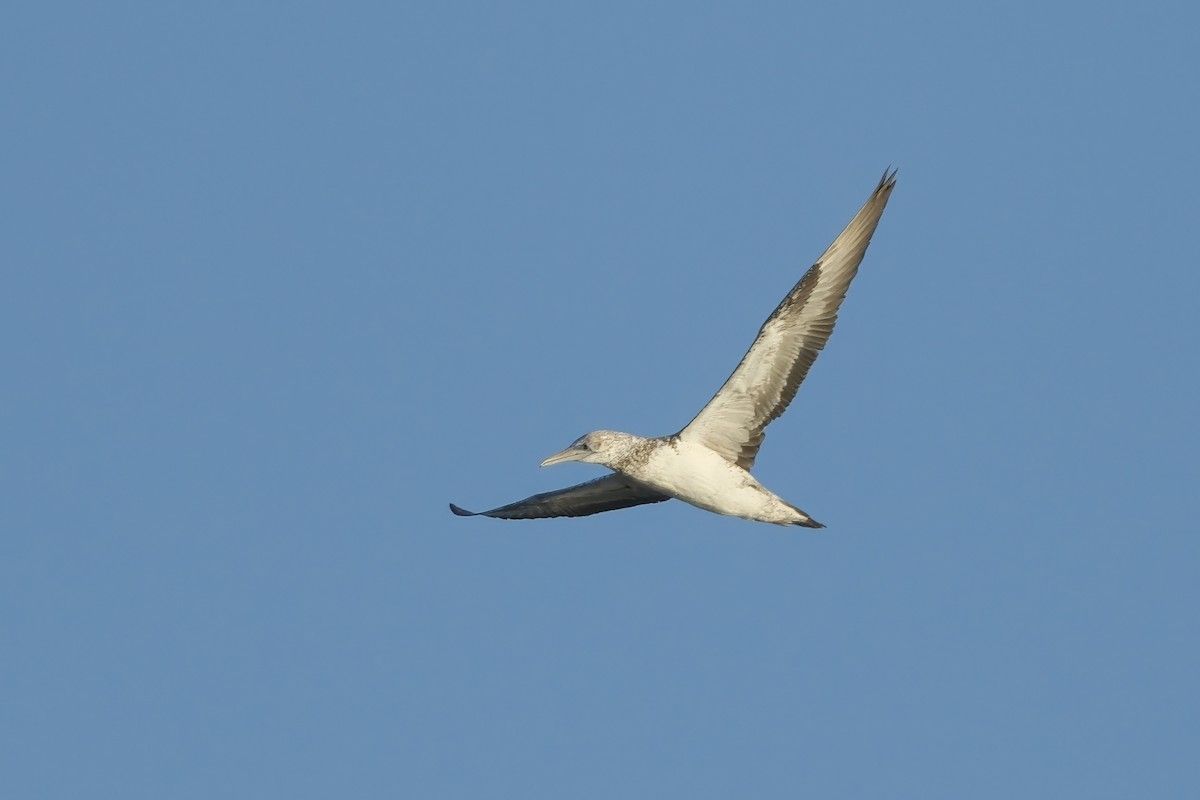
[540,430,627,468]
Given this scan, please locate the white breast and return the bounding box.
[628,438,777,519]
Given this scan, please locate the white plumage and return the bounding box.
[451,170,897,527]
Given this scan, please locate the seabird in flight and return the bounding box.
[451,170,897,527]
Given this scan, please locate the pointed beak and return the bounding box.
[540,447,582,467]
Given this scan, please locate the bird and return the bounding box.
[450,169,897,527]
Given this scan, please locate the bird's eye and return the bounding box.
[578,440,590,451]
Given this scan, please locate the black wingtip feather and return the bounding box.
[878,166,898,191]
[448,503,478,517]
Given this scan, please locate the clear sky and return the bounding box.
[3,2,1198,798]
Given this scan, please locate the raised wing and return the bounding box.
[449,474,670,520]
[679,170,897,469]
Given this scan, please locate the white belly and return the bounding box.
[625,438,795,523]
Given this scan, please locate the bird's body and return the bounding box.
[451,170,897,528]
[591,432,821,527]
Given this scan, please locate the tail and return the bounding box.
[784,501,825,529]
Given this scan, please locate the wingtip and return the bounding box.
[878,166,898,191]
[448,503,478,517]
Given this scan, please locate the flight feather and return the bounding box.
[678,169,897,469]
[449,475,669,520]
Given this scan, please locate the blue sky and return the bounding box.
[3,2,1198,797]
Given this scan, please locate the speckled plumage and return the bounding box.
[451,170,897,527]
